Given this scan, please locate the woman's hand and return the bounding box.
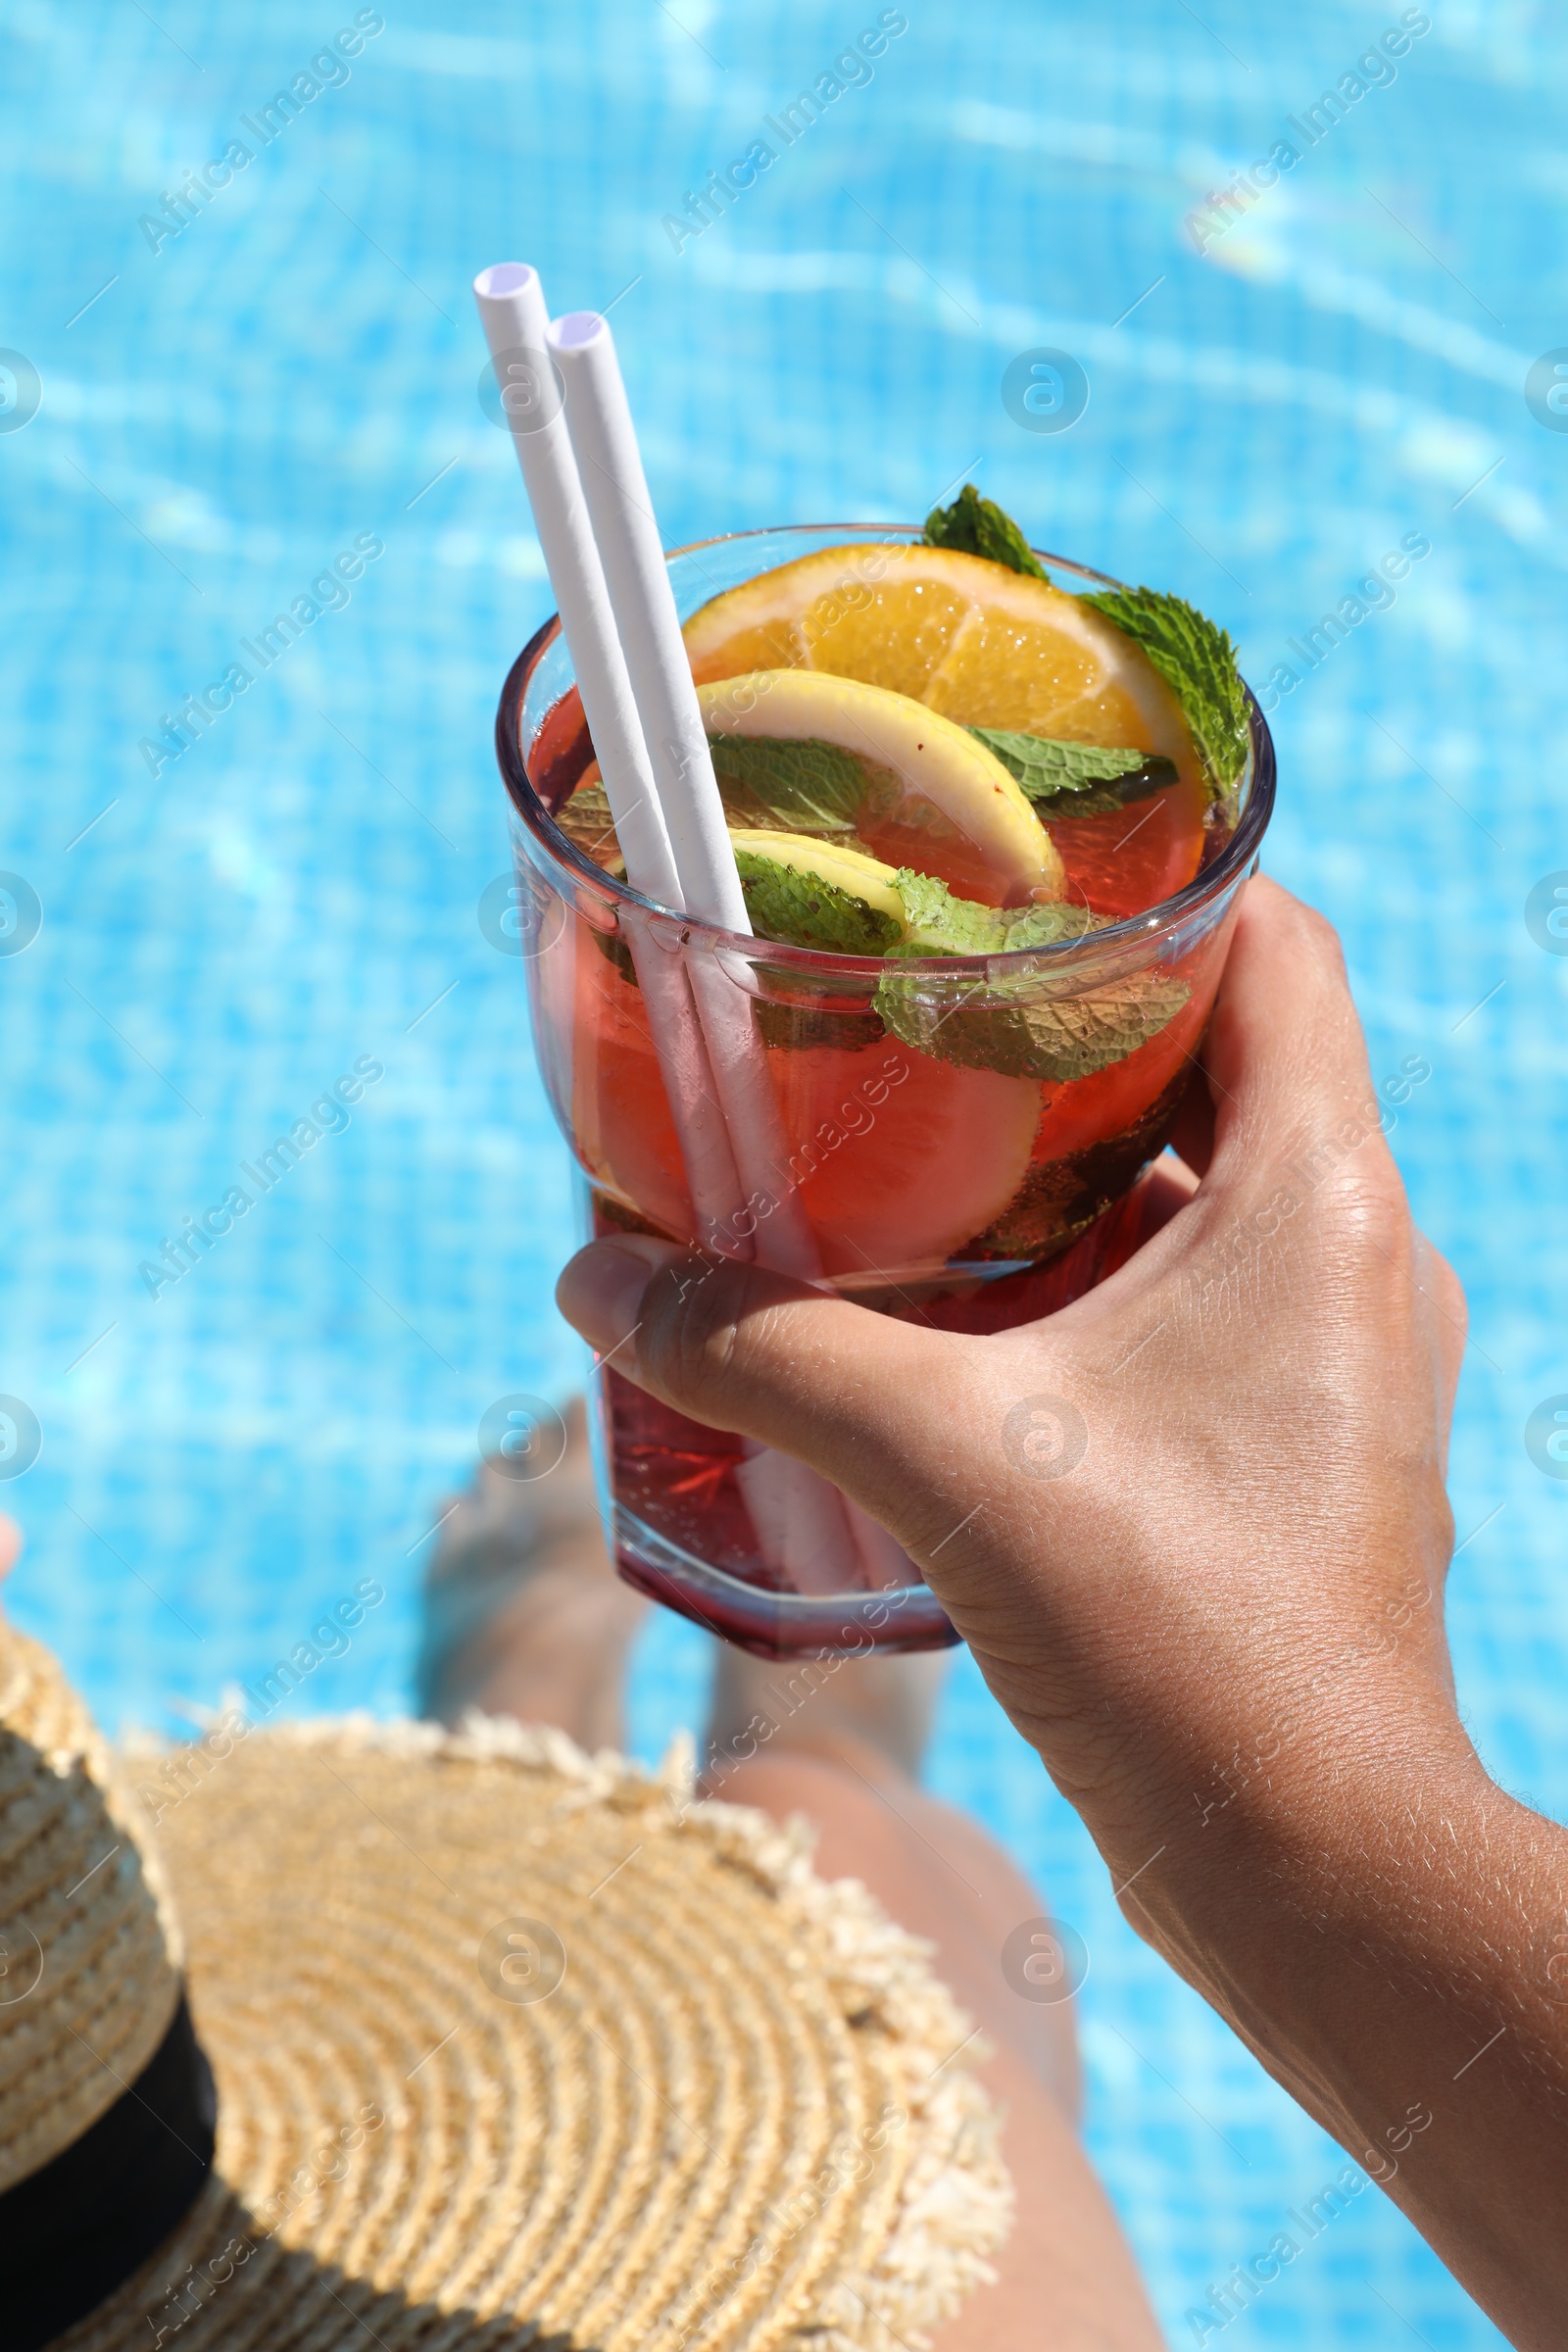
[559,878,1568,2349]
[559,877,1467,1880]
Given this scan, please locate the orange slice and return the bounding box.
[684,543,1202,791]
[570,946,1043,1278]
[776,1037,1043,1278]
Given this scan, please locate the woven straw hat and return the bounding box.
[0,1612,1010,2351]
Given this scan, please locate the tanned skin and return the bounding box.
[559,878,1568,2351]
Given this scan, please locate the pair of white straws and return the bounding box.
[473,263,892,1592]
[473,266,744,936]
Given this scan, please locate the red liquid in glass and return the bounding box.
[530,693,1230,1656]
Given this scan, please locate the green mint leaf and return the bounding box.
[892,868,1006,955]
[1077,584,1250,796]
[877,867,1174,1081]
[997,900,1102,951]
[967,728,1178,818]
[708,735,867,835]
[875,959,1189,1083]
[734,848,903,956]
[922,485,1047,580]
[891,867,1095,957]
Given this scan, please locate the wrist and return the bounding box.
[997,1547,1467,1927]
[1154,1684,1483,1951]
[1118,1687,1519,2103]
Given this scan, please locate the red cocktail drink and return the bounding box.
[497,522,1273,1656]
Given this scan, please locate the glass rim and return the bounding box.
[495,522,1276,980]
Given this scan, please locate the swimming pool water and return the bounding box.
[3,4,1564,2341]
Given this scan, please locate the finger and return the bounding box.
[556,1236,997,1543]
[1198,875,1392,1206]
[0,1515,22,1583]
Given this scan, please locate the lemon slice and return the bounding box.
[729,829,906,924]
[697,667,1062,907]
[685,544,1200,790]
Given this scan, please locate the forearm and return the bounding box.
[1119,1710,1568,2348]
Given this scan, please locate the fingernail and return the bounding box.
[555,1238,682,1363]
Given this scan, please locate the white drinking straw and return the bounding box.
[479,270,864,1599]
[545,310,749,933]
[545,311,823,1282]
[472,265,747,1258]
[545,307,877,1594]
[473,268,679,907]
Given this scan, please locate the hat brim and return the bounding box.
[57,1717,1009,2352]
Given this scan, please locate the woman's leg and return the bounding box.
[708,1649,1164,2352]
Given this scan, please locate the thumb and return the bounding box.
[555,1234,1004,1554]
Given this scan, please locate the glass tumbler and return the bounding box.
[496,525,1274,1657]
